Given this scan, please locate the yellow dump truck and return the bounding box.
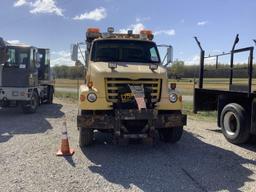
[71,27,187,146]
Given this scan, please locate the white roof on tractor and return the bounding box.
[0,37,32,48]
[6,41,32,48]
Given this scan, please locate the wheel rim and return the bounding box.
[223,111,240,138]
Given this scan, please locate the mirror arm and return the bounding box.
[161,53,167,66]
[157,44,173,67]
[78,45,86,65]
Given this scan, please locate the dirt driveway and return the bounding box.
[0,99,255,192]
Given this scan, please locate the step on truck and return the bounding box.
[193,35,256,144]
[0,37,54,113]
[71,27,187,146]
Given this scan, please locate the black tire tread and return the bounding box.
[158,127,183,143]
[220,103,250,144]
[79,127,94,147]
[21,91,39,114]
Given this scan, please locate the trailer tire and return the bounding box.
[158,127,183,143]
[79,127,94,147]
[22,91,39,114]
[220,103,250,144]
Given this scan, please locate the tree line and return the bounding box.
[52,65,85,79]
[167,60,256,79]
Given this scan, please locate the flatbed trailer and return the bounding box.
[193,35,256,144]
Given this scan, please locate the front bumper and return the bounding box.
[77,109,187,129]
[0,87,33,107]
[0,87,32,101]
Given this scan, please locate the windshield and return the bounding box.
[4,47,30,68]
[91,40,160,63]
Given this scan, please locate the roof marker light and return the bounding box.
[107,27,114,33]
[87,28,100,33]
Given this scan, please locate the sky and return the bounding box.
[1,0,256,66]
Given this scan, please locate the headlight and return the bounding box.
[87,93,97,102]
[149,64,158,70]
[108,62,117,69]
[169,93,178,103]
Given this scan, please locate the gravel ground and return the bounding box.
[0,98,256,192]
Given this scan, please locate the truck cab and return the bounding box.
[72,28,187,146]
[0,38,54,113]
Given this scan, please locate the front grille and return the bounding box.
[105,78,162,103]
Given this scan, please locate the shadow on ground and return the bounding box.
[82,131,255,192]
[0,103,64,143]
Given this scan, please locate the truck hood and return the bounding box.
[90,61,167,79]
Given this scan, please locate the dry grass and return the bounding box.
[54,78,256,96]
[171,78,256,95]
[54,79,84,88]
[54,91,78,103]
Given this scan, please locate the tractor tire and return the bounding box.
[46,86,54,104]
[22,91,39,114]
[158,126,183,143]
[79,127,94,147]
[220,103,250,144]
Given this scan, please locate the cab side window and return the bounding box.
[29,49,36,70]
[7,48,16,66]
[18,53,29,68]
[149,47,159,62]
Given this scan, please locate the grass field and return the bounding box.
[54,78,256,96]
[183,101,217,121]
[172,78,256,95]
[54,91,78,102]
[54,90,217,121]
[54,78,254,120]
[54,79,84,88]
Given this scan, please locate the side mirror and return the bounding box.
[166,46,173,64]
[71,44,78,61]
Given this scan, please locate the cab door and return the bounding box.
[28,48,39,86]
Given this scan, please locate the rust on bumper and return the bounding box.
[155,114,187,128]
[77,110,187,129]
[77,114,114,129]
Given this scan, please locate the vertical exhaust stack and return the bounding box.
[0,64,2,87]
[0,37,5,87]
[0,37,6,47]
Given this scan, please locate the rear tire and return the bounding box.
[220,103,250,144]
[158,127,183,143]
[21,91,39,114]
[46,86,54,104]
[79,127,94,147]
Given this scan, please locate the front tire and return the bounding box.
[21,91,39,114]
[79,127,94,147]
[158,127,183,143]
[220,103,250,144]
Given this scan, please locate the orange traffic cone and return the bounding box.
[56,116,75,156]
